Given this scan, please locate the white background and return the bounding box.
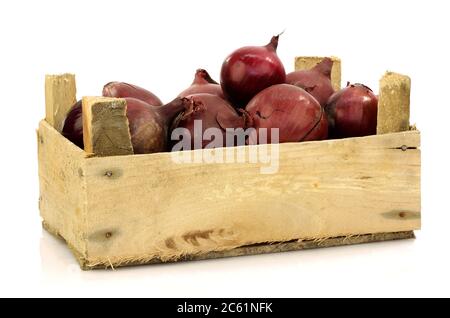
[0,0,449,297]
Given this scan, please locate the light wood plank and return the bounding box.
[82,97,133,156]
[42,221,414,270]
[80,130,420,266]
[45,74,77,132]
[377,72,411,134]
[37,120,87,257]
[295,56,341,91]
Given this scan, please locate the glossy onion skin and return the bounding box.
[173,93,245,150]
[286,58,335,107]
[325,83,378,138]
[178,69,224,99]
[102,82,163,106]
[245,84,327,144]
[220,35,286,108]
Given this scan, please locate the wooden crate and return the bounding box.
[38,59,420,270]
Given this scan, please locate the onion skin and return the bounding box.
[325,83,378,138]
[220,35,286,108]
[102,82,163,106]
[62,100,83,148]
[245,84,327,144]
[286,58,335,107]
[178,69,224,99]
[62,97,194,153]
[172,93,245,150]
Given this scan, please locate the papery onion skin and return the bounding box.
[102,82,163,106]
[220,35,286,108]
[286,58,335,107]
[325,83,378,138]
[245,84,327,144]
[172,93,246,150]
[178,69,224,99]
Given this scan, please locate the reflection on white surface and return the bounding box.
[36,227,434,297]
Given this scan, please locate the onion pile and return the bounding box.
[61,33,380,155]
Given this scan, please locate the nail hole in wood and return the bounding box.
[105,171,113,178]
[105,232,112,239]
[401,145,407,151]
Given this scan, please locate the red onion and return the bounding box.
[245,84,327,144]
[220,34,286,108]
[102,82,163,106]
[286,58,335,107]
[172,93,246,150]
[62,100,83,148]
[178,69,224,99]
[325,83,378,138]
[62,97,195,153]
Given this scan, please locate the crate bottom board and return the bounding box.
[42,221,415,270]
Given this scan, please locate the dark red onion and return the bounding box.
[245,84,327,144]
[286,58,335,107]
[325,83,378,138]
[103,82,163,106]
[62,97,195,153]
[220,34,286,108]
[62,100,83,148]
[178,69,224,99]
[172,93,246,150]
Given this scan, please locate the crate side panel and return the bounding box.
[83,131,420,265]
[38,120,87,257]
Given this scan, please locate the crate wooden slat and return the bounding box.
[38,119,420,269]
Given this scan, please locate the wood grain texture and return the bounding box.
[37,120,87,257]
[45,74,76,132]
[79,130,420,267]
[294,56,341,91]
[42,220,414,270]
[377,72,411,134]
[82,97,133,156]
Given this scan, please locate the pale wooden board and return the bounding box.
[45,74,77,132]
[82,97,133,156]
[37,120,87,257]
[294,56,341,91]
[377,72,411,134]
[75,130,421,267]
[42,220,414,270]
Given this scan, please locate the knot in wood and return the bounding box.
[105,171,113,177]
